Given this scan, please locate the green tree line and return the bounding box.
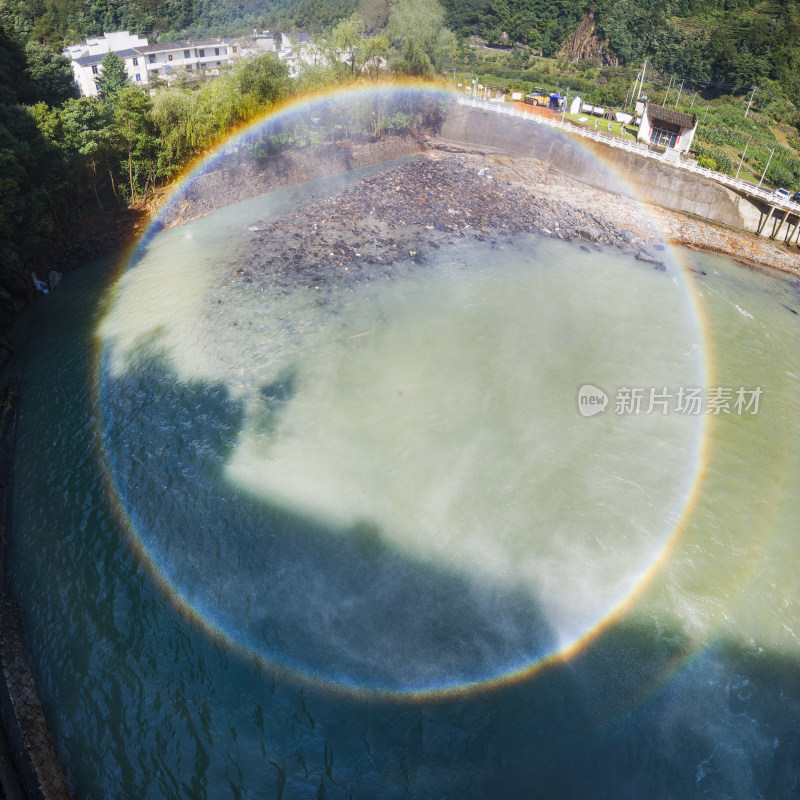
[0,0,456,254]
[440,0,800,108]
[3,0,800,260]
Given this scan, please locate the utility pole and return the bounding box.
[629,68,641,111]
[631,60,647,111]
[674,78,684,108]
[745,85,757,118]
[758,147,775,187]
[562,87,569,122]
[735,141,749,179]
[689,92,696,108]
[662,75,674,106]
[703,104,709,122]
[640,59,647,105]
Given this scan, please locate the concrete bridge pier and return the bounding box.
[773,207,792,241]
[782,215,800,245]
[754,203,800,243]
[755,204,777,237]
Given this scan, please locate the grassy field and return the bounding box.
[561,112,638,139]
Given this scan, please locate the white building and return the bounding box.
[276,32,319,76]
[69,48,144,96]
[134,39,237,84]
[65,33,239,96]
[637,102,698,153]
[63,30,148,60]
[66,28,315,95]
[239,31,313,69]
[64,30,149,97]
[239,31,276,53]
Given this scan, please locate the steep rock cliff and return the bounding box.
[558,13,619,66]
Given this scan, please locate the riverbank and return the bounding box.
[200,145,800,297]
[452,147,800,279]
[226,155,667,297]
[156,132,800,282]
[3,123,797,364]
[0,380,73,800]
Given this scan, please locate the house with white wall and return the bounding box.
[238,31,277,54]
[69,48,150,96]
[66,28,315,95]
[64,30,148,60]
[65,34,239,95]
[636,102,698,153]
[64,30,149,96]
[276,32,320,76]
[135,38,237,83]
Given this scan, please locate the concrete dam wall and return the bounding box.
[439,104,784,238]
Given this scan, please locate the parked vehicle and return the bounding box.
[774,187,791,200]
[525,88,550,106]
[792,191,800,204]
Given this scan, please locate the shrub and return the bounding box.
[766,161,793,190]
[702,145,734,174]
[697,154,717,169]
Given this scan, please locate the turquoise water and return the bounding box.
[8,175,800,797]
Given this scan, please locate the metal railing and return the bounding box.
[457,97,799,214]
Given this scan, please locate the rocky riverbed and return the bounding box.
[226,155,667,294]
[443,149,800,279]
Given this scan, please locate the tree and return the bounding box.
[29,13,60,48]
[151,88,200,165]
[357,32,390,78]
[0,102,65,245]
[24,41,75,106]
[111,86,165,203]
[327,13,389,77]
[0,21,27,104]
[358,0,390,32]
[229,52,290,107]
[389,0,457,76]
[58,97,117,208]
[330,13,365,75]
[96,51,130,99]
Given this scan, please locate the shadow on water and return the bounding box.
[9,259,800,799]
[476,622,800,800]
[99,355,800,798]
[101,350,559,692]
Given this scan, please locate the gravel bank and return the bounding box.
[230,154,668,292]
[448,149,800,279]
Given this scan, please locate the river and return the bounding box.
[7,161,800,799]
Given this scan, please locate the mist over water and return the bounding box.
[97,178,704,691]
[7,89,800,798]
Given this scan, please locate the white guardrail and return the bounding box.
[457,97,799,214]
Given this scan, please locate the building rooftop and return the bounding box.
[135,41,191,53]
[74,48,140,66]
[282,32,311,42]
[644,103,698,129]
[74,54,103,66]
[193,38,233,47]
[133,38,232,54]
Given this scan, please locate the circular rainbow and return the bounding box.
[92,80,713,701]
